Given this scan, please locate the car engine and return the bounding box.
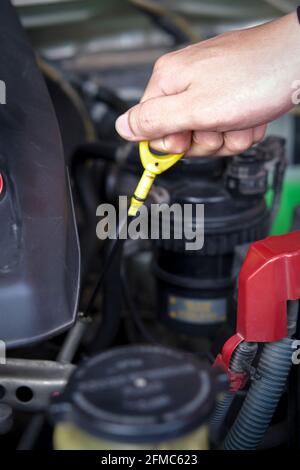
[0,0,300,455]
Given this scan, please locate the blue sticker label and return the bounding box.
[168,295,226,324]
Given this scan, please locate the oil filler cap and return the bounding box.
[51,345,218,444]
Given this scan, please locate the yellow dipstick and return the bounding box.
[128,141,184,216]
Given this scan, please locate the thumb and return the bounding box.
[115,91,192,141]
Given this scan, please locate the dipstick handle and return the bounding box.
[128,141,184,216]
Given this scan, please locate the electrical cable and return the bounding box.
[121,261,159,344]
[128,0,200,44]
[84,215,130,316]
[37,57,96,142]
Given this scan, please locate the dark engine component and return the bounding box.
[225,149,268,197]
[51,345,221,450]
[153,138,284,337]
[0,0,80,347]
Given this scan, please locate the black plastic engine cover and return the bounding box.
[0,0,80,348]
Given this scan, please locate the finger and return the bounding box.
[141,52,190,102]
[214,129,254,156]
[140,73,163,103]
[115,91,193,141]
[186,131,224,157]
[150,126,267,158]
[150,131,192,154]
[253,124,267,143]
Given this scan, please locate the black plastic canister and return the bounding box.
[153,178,269,337]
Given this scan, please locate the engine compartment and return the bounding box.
[0,0,300,453]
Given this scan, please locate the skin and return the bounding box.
[115,11,300,157]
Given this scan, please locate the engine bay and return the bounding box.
[1,0,300,453]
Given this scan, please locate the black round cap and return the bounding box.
[51,345,216,444]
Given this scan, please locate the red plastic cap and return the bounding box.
[237,230,300,342]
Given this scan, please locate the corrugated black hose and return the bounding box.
[223,301,298,450]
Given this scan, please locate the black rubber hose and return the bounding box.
[72,141,121,167]
[94,87,129,114]
[223,337,293,450]
[70,141,130,281]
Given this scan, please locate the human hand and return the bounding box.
[115,11,300,156]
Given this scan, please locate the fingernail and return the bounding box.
[162,136,170,151]
[150,138,167,153]
[115,113,134,139]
